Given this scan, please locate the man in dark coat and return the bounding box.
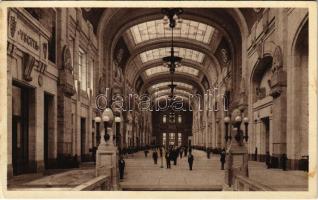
[159,147,163,157]
[281,153,287,171]
[188,152,194,170]
[179,148,183,159]
[152,150,158,164]
[184,147,188,156]
[265,151,271,169]
[165,151,171,168]
[172,148,178,165]
[220,148,226,170]
[119,156,125,179]
[207,148,211,159]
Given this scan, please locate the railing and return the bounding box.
[233,175,275,191]
[72,175,112,191]
[74,166,114,191]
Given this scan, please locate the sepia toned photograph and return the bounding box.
[0,1,317,199]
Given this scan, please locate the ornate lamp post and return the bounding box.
[234,115,242,145]
[224,116,231,142]
[115,116,122,151]
[101,108,114,146]
[94,116,101,146]
[243,117,249,142]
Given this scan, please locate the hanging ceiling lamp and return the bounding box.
[161,8,183,101]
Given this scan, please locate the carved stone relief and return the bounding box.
[98,71,107,95]
[269,46,286,98]
[22,52,35,82]
[60,45,76,96]
[9,14,17,38]
[113,48,124,82]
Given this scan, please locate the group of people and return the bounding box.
[119,146,291,182]
[147,146,195,170]
[118,146,228,180]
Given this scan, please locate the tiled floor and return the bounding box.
[248,160,308,191]
[120,150,308,191]
[120,150,224,191]
[7,150,308,191]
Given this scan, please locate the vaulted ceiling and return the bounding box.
[82,8,253,104]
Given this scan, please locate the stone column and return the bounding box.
[269,46,287,168]
[56,8,76,161]
[7,53,13,177]
[35,87,45,172]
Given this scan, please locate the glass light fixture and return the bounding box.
[224,116,230,124]
[243,117,249,124]
[115,116,122,123]
[235,116,242,123]
[94,116,101,123]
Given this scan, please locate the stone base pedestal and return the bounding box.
[96,128,119,190]
[224,134,249,187]
[96,143,118,190]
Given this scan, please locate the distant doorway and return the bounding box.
[261,117,270,158]
[44,93,54,169]
[12,84,30,175]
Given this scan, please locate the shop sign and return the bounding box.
[8,11,41,54]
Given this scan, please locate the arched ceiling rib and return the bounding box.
[127,41,221,92]
[140,74,204,95]
[130,59,213,87]
[144,65,199,77]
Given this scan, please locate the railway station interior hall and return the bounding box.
[6,7,309,191]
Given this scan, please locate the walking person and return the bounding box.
[281,153,287,171]
[188,152,194,170]
[207,148,211,159]
[184,147,188,156]
[173,148,178,165]
[179,148,183,159]
[165,150,171,169]
[144,149,148,157]
[159,147,163,168]
[152,150,158,164]
[265,151,271,169]
[220,148,226,170]
[119,156,125,180]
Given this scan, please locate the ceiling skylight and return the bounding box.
[150,82,193,91]
[129,19,214,45]
[152,89,192,97]
[145,65,199,77]
[140,47,205,63]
